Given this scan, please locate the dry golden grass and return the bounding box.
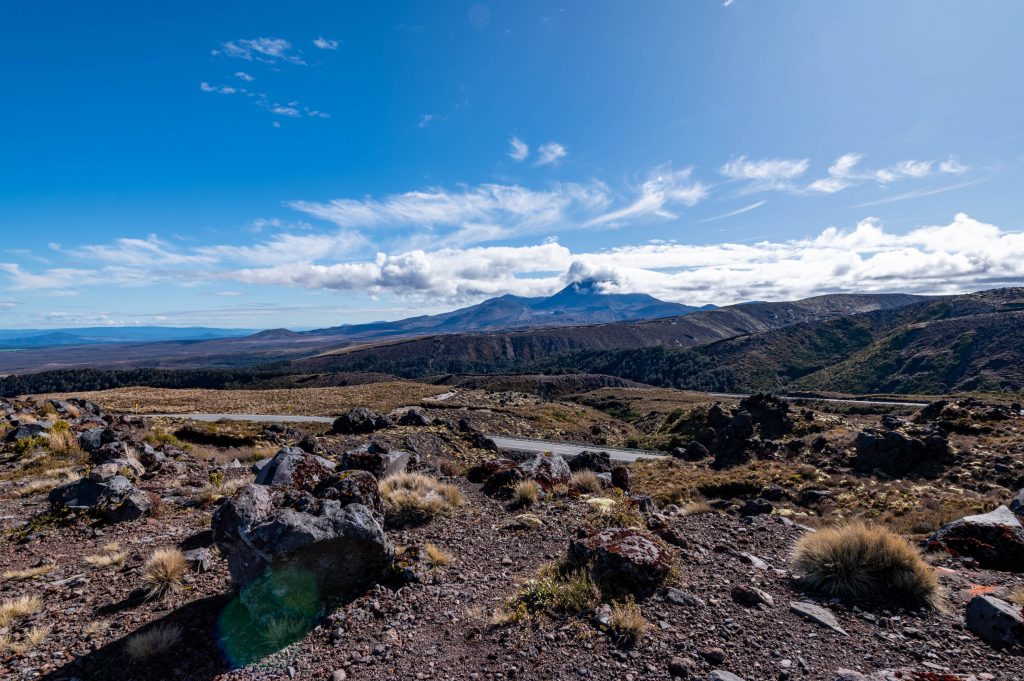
[512,480,540,508]
[84,542,129,569]
[609,598,649,645]
[142,548,187,599]
[1009,586,1024,606]
[0,594,42,626]
[0,624,52,655]
[42,382,442,417]
[571,471,602,494]
[46,425,81,456]
[681,500,713,515]
[424,543,453,566]
[192,476,251,507]
[3,564,55,581]
[512,566,600,617]
[83,620,110,638]
[791,521,940,607]
[126,624,181,661]
[379,473,463,523]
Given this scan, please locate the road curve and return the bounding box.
[485,434,664,463]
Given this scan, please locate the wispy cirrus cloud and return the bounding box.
[720,156,809,191]
[536,142,568,166]
[313,37,339,50]
[806,152,970,194]
[215,37,306,65]
[508,137,529,162]
[585,165,707,227]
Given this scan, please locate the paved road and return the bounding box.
[145,413,335,424]
[485,434,664,463]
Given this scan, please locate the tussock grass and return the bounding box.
[584,494,645,529]
[193,476,250,507]
[424,543,453,566]
[84,620,110,638]
[609,598,648,646]
[681,500,713,515]
[126,624,181,661]
[571,471,602,494]
[0,594,42,626]
[513,567,599,617]
[84,542,129,569]
[142,548,187,599]
[379,473,462,524]
[46,422,81,456]
[512,480,540,508]
[3,564,55,581]
[791,521,940,607]
[0,625,51,655]
[1009,586,1024,606]
[259,615,311,649]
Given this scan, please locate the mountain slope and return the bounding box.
[291,292,925,375]
[312,279,707,341]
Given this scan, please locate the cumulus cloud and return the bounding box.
[720,156,809,191]
[6,214,1021,307]
[508,137,529,162]
[313,37,339,50]
[536,142,568,165]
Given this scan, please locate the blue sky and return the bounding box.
[2,0,1023,329]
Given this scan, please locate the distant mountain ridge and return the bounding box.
[0,326,256,350]
[311,279,713,341]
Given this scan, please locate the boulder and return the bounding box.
[397,408,433,427]
[672,441,709,461]
[739,393,793,439]
[342,446,410,479]
[852,428,951,476]
[48,476,153,523]
[1010,488,1024,516]
[211,485,394,612]
[927,505,1024,571]
[611,465,633,493]
[254,447,336,491]
[740,498,774,516]
[568,450,612,473]
[568,527,672,591]
[313,470,384,519]
[78,427,109,453]
[90,440,139,464]
[5,423,48,443]
[965,594,1023,646]
[182,547,215,573]
[467,457,517,484]
[331,407,392,435]
[89,457,145,482]
[518,453,571,490]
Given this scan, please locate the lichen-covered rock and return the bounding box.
[332,407,392,435]
[254,447,336,491]
[927,505,1024,571]
[466,458,517,483]
[568,527,672,592]
[48,475,153,523]
[5,423,48,443]
[342,446,410,479]
[519,453,571,490]
[965,594,1023,646]
[212,485,394,608]
[397,408,433,427]
[611,465,632,493]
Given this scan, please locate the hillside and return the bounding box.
[291,293,925,375]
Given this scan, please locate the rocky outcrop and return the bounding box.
[470,453,571,497]
[313,470,384,519]
[568,527,672,592]
[852,427,951,476]
[927,505,1024,571]
[332,408,392,435]
[342,444,410,479]
[48,474,154,523]
[671,441,709,461]
[212,485,394,606]
[5,423,48,443]
[518,452,571,489]
[568,450,612,473]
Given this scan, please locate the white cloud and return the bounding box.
[234,71,255,82]
[200,82,237,95]
[697,200,767,223]
[508,137,529,162]
[807,153,862,193]
[272,106,301,117]
[586,165,707,227]
[5,215,1023,306]
[720,156,809,191]
[536,142,568,166]
[940,156,969,174]
[219,37,305,65]
[417,114,444,128]
[313,37,339,50]
[806,153,962,194]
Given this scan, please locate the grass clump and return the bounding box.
[608,598,649,646]
[193,476,250,507]
[85,542,129,568]
[681,499,713,515]
[571,471,603,494]
[126,624,181,661]
[0,594,42,626]
[379,473,462,525]
[791,521,940,608]
[13,436,50,456]
[259,615,312,649]
[424,543,453,567]
[0,624,52,655]
[513,567,599,617]
[1008,586,1024,606]
[142,547,187,599]
[3,564,55,581]
[46,421,81,455]
[512,480,540,508]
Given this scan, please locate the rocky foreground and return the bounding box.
[0,394,1022,680]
